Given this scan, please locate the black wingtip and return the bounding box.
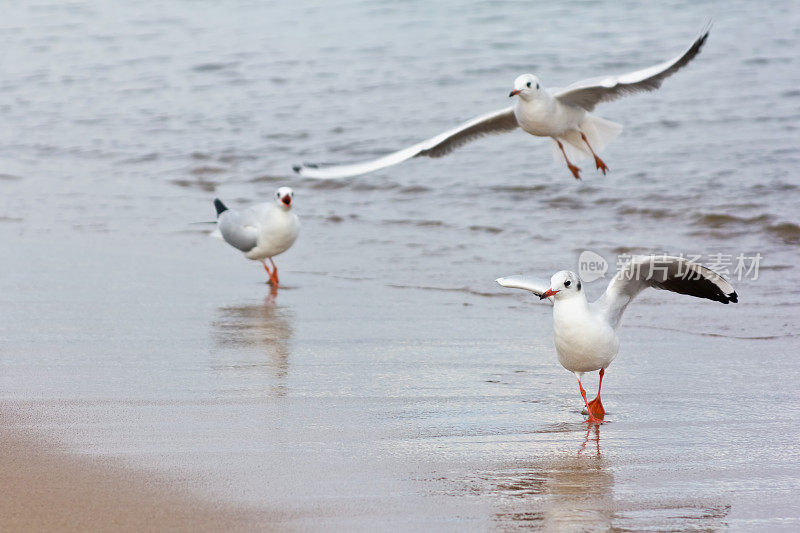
[292,165,301,173]
[720,291,738,304]
[213,198,228,216]
[697,21,712,46]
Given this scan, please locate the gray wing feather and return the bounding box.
[555,26,710,111]
[596,254,737,328]
[218,209,259,253]
[294,107,518,179]
[418,107,519,158]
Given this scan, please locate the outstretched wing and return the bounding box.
[595,254,737,328]
[293,107,518,179]
[554,25,710,112]
[496,275,552,301]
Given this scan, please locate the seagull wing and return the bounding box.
[294,107,518,179]
[496,275,553,301]
[595,254,737,328]
[217,208,260,253]
[554,26,710,112]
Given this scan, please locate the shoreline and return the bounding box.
[0,417,273,533]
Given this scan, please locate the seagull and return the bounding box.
[213,186,300,286]
[496,255,737,424]
[294,26,709,181]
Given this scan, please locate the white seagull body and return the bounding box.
[294,27,709,181]
[214,186,300,286]
[497,255,737,423]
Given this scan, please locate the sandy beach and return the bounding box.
[0,419,273,532]
[2,0,799,530]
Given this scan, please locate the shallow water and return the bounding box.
[1,0,799,530]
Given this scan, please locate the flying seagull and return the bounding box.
[496,254,737,423]
[294,26,710,181]
[213,187,300,286]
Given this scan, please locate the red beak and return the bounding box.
[539,288,560,300]
[509,89,521,97]
[281,196,291,206]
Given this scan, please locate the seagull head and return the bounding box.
[509,74,542,100]
[540,270,582,300]
[275,186,294,209]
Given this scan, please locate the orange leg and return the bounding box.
[262,260,279,287]
[587,368,605,419]
[577,377,603,424]
[579,132,609,175]
[555,139,581,180]
[269,257,279,287]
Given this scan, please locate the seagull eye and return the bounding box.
[536,83,539,89]
[564,280,571,287]
[526,81,531,88]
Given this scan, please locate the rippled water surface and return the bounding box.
[1,1,799,530]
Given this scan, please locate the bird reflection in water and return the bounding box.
[579,422,601,456]
[478,423,729,530]
[456,423,612,529]
[488,440,614,530]
[211,293,293,397]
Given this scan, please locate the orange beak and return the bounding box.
[281,196,291,206]
[539,288,559,300]
[509,89,521,97]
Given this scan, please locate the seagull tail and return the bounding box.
[551,115,622,164]
[579,114,622,153]
[214,198,228,217]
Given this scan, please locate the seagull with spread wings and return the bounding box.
[294,26,710,181]
[496,255,737,424]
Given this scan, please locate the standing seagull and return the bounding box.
[294,26,709,181]
[496,255,737,423]
[213,187,300,286]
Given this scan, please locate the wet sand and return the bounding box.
[2,230,799,530]
[0,418,270,532]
